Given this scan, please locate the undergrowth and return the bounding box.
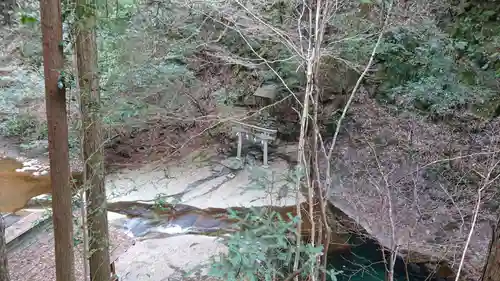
[375,23,497,116]
[208,207,326,281]
[0,114,46,140]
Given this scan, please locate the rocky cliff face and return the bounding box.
[320,98,498,281]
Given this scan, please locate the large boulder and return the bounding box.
[321,98,494,281]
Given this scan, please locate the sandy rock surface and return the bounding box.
[107,150,301,280]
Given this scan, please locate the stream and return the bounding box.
[107,200,445,281]
[1,140,448,281]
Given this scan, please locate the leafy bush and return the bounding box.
[375,24,495,115]
[0,113,47,140]
[205,165,338,281]
[208,207,324,281]
[443,0,500,75]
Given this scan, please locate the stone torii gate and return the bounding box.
[231,120,277,167]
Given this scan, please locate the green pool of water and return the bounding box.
[328,237,441,281]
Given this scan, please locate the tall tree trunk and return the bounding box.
[0,216,10,281]
[40,0,76,280]
[75,0,111,280]
[481,216,500,281]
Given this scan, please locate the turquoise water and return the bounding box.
[328,237,439,281]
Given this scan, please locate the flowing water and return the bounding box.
[108,201,445,281]
[0,141,449,281]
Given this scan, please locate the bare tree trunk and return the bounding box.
[40,0,76,280]
[75,0,111,280]
[0,216,10,281]
[481,216,500,281]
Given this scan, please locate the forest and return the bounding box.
[0,0,499,281]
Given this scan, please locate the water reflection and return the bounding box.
[329,237,451,281]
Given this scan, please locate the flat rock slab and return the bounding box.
[106,155,299,210]
[4,147,299,281]
[4,210,48,245]
[106,150,301,280]
[115,235,226,281]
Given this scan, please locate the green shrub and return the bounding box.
[375,24,495,115]
[0,114,47,140]
[208,207,323,281]
[443,0,500,75]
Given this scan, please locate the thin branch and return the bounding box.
[326,0,393,160]
[454,155,500,281]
